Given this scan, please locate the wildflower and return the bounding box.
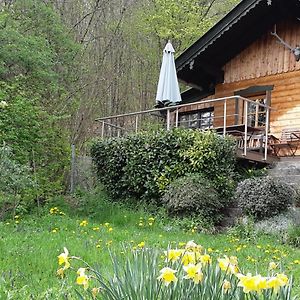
[200,254,212,265]
[148,217,155,222]
[218,256,238,274]
[269,261,277,270]
[93,227,100,231]
[223,279,231,292]
[108,227,113,232]
[267,274,288,293]
[181,252,196,266]
[157,267,177,286]
[237,273,267,293]
[50,207,59,215]
[183,263,203,284]
[76,268,89,290]
[164,249,182,262]
[58,247,70,269]
[92,287,100,299]
[138,222,143,227]
[56,268,65,278]
[0,100,8,109]
[104,222,109,227]
[80,220,88,227]
[185,240,203,252]
[148,222,153,226]
[138,241,145,248]
[293,259,300,264]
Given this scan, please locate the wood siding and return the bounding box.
[223,19,300,84]
[214,70,300,137]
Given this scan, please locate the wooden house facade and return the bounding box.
[175,0,300,158]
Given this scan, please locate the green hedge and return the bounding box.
[91,128,236,201]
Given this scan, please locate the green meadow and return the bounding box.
[0,191,299,299]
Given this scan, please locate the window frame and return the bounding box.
[178,107,214,129]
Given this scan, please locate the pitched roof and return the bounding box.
[176,0,300,101]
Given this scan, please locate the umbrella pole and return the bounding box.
[167,109,170,130]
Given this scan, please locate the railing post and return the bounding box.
[175,108,179,127]
[167,109,170,130]
[244,100,248,156]
[135,115,139,133]
[223,98,227,137]
[101,121,105,138]
[264,107,270,161]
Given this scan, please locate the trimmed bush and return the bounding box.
[235,177,294,220]
[91,128,236,201]
[162,174,224,224]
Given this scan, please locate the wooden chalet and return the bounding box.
[175,0,300,162]
[95,0,300,164]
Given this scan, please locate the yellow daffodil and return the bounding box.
[185,240,203,253]
[56,268,65,278]
[157,267,177,286]
[267,274,288,293]
[58,247,70,269]
[164,249,182,262]
[223,279,231,292]
[183,263,203,284]
[200,254,212,265]
[269,261,277,270]
[237,273,267,294]
[76,268,89,290]
[92,287,100,299]
[181,252,196,266]
[218,256,238,274]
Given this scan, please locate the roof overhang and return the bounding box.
[176,0,300,95]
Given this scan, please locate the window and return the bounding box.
[235,85,273,128]
[247,95,267,127]
[179,108,214,129]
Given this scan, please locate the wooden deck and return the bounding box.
[236,149,279,164]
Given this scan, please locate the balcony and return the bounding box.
[94,96,278,164]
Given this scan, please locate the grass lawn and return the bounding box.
[0,191,299,299]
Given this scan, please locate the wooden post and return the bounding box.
[135,115,139,133]
[101,121,105,138]
[175,108,179,127]
[264,107,270,161]
[244,101,248,156]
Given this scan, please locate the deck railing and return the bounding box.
[94,96,272,161]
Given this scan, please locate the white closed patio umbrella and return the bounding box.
[155,41,182,105]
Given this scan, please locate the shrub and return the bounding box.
[235,177,294,220]
[0,144,36,218]
[162,174,224,224]
[91,128,236,201]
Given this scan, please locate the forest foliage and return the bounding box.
[0,0,240,216]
